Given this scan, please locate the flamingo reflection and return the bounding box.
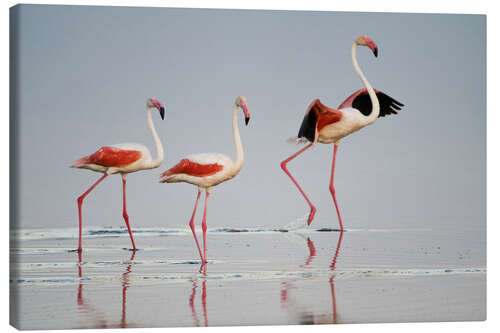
[189,279,208,327]
[329,231,343,324]
[76,250,137,328]
[281,231,344,324]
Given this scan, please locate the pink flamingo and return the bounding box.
[71,98,165,252]
[281,35,404,229]
[160,96,250,266]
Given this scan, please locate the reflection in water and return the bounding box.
[120,250,135,328]
[329,231,344,324]
[281,231,344,324]
[189,279,208,327]
[76,250,136,328]
[301,237,317,268]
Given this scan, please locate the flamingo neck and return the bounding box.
[147,107,164,168]
[351,42,380,123]
[232,104,244,174]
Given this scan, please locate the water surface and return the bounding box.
[10,226,486,329]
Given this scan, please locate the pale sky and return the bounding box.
[12,5,485,232]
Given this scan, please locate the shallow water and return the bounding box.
[10,226,486,329]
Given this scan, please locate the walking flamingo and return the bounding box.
[160,96,250,267]
[281,35,404,229]
[71,98,166,252]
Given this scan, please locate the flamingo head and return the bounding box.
[235,96,251,126]
[147,98,165,120]
[355,35,378,57]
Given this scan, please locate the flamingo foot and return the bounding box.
[199,262,208,275]
[307,206,317,225]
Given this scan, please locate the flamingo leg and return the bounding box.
[201,189,210,267]
[76,173,108,252]
[280,143,316,225]
[329,144,344,231]
[121,174,137,250]
[189,189,204,263]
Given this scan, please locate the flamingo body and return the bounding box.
[298,90,403,145]
[72,143,159,174]
[161,153,233,188]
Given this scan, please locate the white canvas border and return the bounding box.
[1,1,496,332]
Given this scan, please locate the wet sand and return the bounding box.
[10,226,486,329]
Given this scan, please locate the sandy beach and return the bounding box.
[10,224,486,329]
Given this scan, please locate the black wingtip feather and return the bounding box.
[351,90,405,118]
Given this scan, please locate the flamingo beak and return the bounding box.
[364,37,378,58]
[241,104,250,126]
[160,107,165,120]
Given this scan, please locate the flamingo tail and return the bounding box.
[71,156,91,168]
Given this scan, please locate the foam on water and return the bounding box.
[12,223,436,242]
[10,267,486,287]
[12,226,325,242]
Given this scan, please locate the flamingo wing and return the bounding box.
[338,88,404,117]
[161,158,224,178]
[298,99,343,142]
[73,146,142,168]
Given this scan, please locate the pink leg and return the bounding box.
[201,189,210,266]
[189,190,204,263]
[76,173,108,252]
[329,144,344,231]
[121,175,137,250]
[280,143,316,225]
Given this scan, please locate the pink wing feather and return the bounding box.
[72,147,142,168]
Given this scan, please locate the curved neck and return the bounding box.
[351,42,380,122]
[232,105,244,173]
[147,107,164,168]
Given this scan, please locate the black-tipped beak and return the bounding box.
[245,116,250,126]
[373,47,378,57]
[159,107,165,120]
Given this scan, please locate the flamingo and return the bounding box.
[71,98,165,252]
[281,35,404,229]
[160,96,250,267]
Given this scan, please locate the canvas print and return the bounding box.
[9,4,486,329]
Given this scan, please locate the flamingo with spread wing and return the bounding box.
[281,35,404,229]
